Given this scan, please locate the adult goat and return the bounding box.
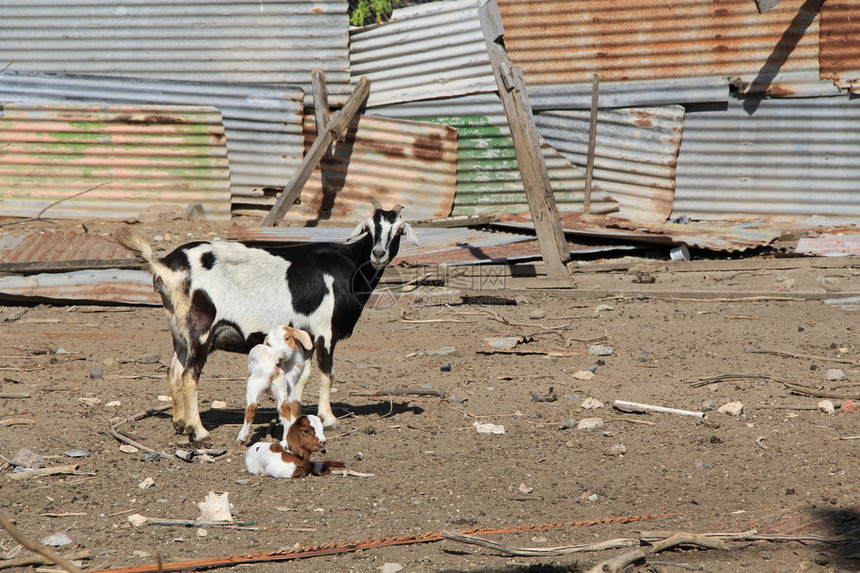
[114,201,417,442]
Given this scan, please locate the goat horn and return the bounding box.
[369,199,383,211]
[392,204,404,214]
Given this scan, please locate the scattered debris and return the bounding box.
[138,477,155,489]
[717,401,744,416]
[577,418,605,430]
[581,397,604,410]
[613,400,705,419]
[588,344,614,356]
[517,483,534,494]
[482,336,529,351]
[818,400,836,414]
[197,491,233,522]
[826,368,845,382]
[841,399,858,413]
[530,388,558,402]
[40,533,73,548]
[5,465,88,481]
[175,449,228,463]
[573,370,596,380]
[473,422,505,435]
[63,449,90,459]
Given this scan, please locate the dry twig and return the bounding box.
[0,511,83,573]
[108,405,172,460]
[440,531,636,556]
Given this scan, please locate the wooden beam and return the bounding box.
[478,0,570,279]
[262,76,371,227]
[583,74,599,215]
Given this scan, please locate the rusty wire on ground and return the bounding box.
[90,513,674,573]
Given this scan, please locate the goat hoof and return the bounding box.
[173,420,186,434]
[322,418,339,430]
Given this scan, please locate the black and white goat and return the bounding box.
[114,201,417,442]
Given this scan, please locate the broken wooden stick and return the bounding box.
[5,465,88,481]
[0,550,90,572]
[108,404,172,460]
[440,530,637,556]
[613,400,705,419]
[585,549,646,573]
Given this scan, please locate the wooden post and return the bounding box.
[583,73,599,215]
[477,0,570,279]
[262,77,371,227]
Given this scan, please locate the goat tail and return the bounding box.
[113,227,156,266]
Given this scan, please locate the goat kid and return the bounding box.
[236,325,313,447]
[245,415,344,479]
[114,201,417,442]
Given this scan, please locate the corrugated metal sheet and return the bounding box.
[0,231,130,264]
[0,103,232,221]
[0,0,350,104]
[534,106,684,222]
[350,0,496,107]
[0,72,305,209]
[252,114,459,222]
[0,269,160,305]
[796,234,860,257]
[673,95,860,221]
[820,1,860,93]
[371,93,620,216]
[497,0,825,106]
[496,214,781,252]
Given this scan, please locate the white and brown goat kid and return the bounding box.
[245,415,344,479]
[236,325,313,447]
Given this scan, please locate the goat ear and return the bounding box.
[401,222,419,246]
[293,329,314,351]
[346,219,369,243]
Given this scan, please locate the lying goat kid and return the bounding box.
[236,325,313,447]
[245,415,344,479]
[114,201,417,442]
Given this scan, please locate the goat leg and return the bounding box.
[168,354,187,434]
[181,372,211,443]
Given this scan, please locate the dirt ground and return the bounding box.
[1,217,859,573]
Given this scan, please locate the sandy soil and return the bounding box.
[1,217,859,573]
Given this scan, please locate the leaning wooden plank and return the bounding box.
[262,77,371,226]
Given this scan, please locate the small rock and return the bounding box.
[559,418,577,429]
[840,399,858,413]
[157,395,171,402]
[89,368,104,380]
[119,444,140,454]
[103,357,115,366]
[41,533,73,547]
[587,493,600,503]
[133,550,151,559]
[105,400,121,408]
[826,369,845,382]
[211,400,228,409]
[528,309,546,320]
[426,346,456,356]
[573,370,595,380]
[235,478,252,486]
[128,514,148,527]
[577,417,605,430]
[197,528,209,537]
[380,563,404,573]
[581,397,604,410]
[138,353,161,364]
[818,400,835,414]
[594,304,614,313]
[138,477,155,489]
[588,344,614,356]
[701,400,716,412]
[79,396,101,407]
[717,401,744,416]
[440,365,452,372]
[473,421,505,434]
[518,483,534,494]
[608,444,627,456]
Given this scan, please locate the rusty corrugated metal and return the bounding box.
[497,0,823,105]
[820,1,860,93]
[0,269,159,305]
[350,0,496,107]
[796,234,860,257]
[371,93,620,216]
[0,103,231,221]
[254,114,458,222]
[0,72,305,210]
[534,106,684,223]
[0,0,351,105]
[0,231,129,264]
[496,214,780,252]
